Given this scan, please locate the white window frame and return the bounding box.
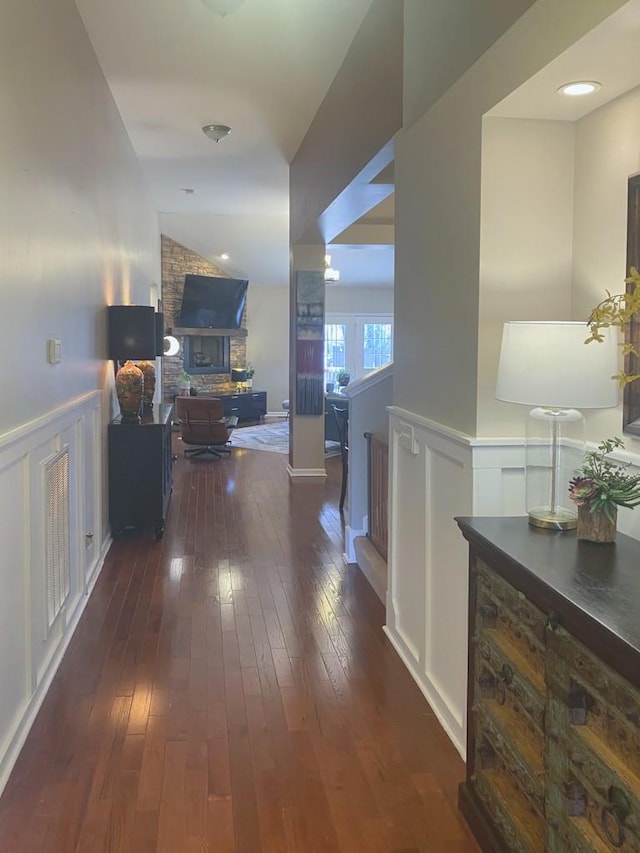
[325,313,393,383]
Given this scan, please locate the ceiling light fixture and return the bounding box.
[324,254,340,283]
[202,124,232,142]
[558,80,601,97]
[220,253,230,260]
[201,0,246,17]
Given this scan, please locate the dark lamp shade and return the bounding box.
[154,312,165,356]
[108,305,157,360]
[231,368,247,383]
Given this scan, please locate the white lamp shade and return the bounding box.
[496,321,618,409]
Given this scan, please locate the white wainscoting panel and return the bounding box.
[0,391,107,795]
[385,408,474,756]
[0,456,29,764]
[386,413,640,760]
[387,422,427,666]
[385,410,537,758]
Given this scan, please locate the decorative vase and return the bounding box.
[115,360,143,423]
[577,503,617,543]
[138,360,156,408]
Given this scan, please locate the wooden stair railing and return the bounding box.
[364,431,388,561]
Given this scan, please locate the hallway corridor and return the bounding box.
[0,438,478,852]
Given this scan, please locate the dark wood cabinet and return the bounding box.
[108,404,173,538]
[214,390,266,421]
[456,516,640,852]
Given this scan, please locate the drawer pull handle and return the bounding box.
[501,664,513,685]
[479,603,497,626]
[601,787,630,848]
[478,672,495,698]
[494,663,513,706]
[567,680,588,725]
[547,612,561,631]
[601,806,625,848]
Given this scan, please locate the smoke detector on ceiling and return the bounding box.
[202,124,232,142]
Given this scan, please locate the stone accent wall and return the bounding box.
[161,235,247,400]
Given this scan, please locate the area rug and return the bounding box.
[231,418,341,456]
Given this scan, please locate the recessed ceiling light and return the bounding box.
[558,81,601,97]
[220,253,229,260]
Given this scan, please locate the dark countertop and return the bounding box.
[456,516,640,687]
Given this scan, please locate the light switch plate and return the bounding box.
[47,339,61,364]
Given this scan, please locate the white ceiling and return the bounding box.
[74,0,392,288]
[489,0,640,121]
[75,0,640,292]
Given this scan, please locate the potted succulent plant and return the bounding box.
[177,370,191,396]
[569,437,640,542]
[336,369,350,389]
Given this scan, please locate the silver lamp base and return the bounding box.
[528,506,577,531]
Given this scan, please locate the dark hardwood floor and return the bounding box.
[0,430,479,852]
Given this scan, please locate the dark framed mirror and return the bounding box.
[623,173,640,435]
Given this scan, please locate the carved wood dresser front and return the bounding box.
[457,516,640,852]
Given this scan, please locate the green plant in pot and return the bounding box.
[569,437,640,542]
[336,369,350,388]
[576,267,640,541]
[586,266,640,386]
[178,370,191,396]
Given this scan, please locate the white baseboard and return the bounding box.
[345,523,366,562]
[287,465,326,478]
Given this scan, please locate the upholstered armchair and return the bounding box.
[175,397,236,458]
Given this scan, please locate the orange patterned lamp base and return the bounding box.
[115,361,144,423]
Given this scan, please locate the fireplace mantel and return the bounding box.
[173,326,248,338]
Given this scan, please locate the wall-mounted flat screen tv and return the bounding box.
[177,274,248,329]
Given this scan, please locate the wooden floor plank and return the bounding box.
[0,432,479,852]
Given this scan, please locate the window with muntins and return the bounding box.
[324,315,393,387]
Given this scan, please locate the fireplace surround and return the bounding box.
[182,334,230,375]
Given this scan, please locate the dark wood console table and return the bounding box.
[219,390,266,421]
[189,390,267,422]
[456,516,640,852]
[108,404,173,539]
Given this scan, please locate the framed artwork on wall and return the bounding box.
[295,271,324,415]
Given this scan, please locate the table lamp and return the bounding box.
[496,321,618,530]
[108,305,157,423]
[231,367,247,392]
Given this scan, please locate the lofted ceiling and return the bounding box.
[75,0,393,289]
[75,0,640,294]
